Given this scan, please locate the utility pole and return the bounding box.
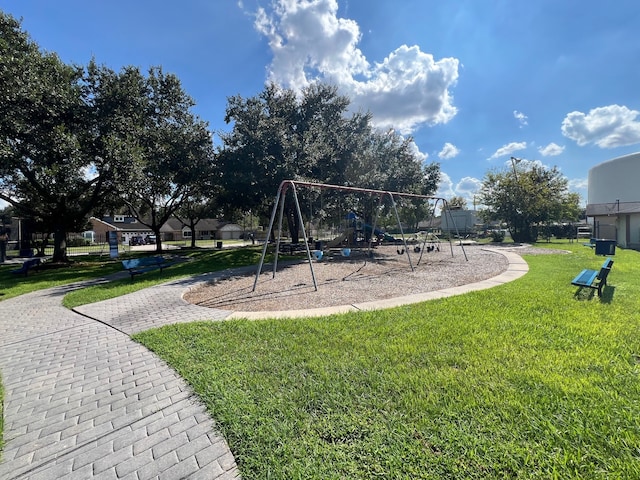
[510,156,521,182]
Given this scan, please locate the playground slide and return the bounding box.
[327,228,354,248]
[363,223,396,242]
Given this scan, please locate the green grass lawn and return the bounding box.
[3,241,640,477]
[0,246,267,305]
[0,255,124,301]
[133,242,640,478]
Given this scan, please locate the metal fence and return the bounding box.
[5,234,253,259]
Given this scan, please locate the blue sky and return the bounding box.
[3,0,640,208]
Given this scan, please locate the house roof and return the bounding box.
[95,215,238,232]
[165,218,224,231]
[162,217,184,231]
[218,223,243,231]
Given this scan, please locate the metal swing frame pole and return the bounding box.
[388,192,414,272]
[253,181,288,292]
[441,198,468,261]
[290,182,318,291]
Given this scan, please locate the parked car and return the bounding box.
[129,236,145,246]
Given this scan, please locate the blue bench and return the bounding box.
[121,256,176,280]
[571,257,613,297]
[11,258,41,277]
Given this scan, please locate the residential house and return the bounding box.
[91,215,244,243]
[90,215,153,244]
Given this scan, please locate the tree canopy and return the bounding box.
[218,83,440,241]
[0,12,121,260]
[111,66,215,252]
[0,12,214,259]
[479,162,580,243]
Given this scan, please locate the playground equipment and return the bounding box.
[253,180,467,292]
[325,212,396,249]
[326,227,355,248]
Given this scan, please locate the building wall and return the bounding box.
[216,225,243,240]
[440,209,477,234]
[90,218,119,243]
[588,152,640,248]
[589,153,640,204]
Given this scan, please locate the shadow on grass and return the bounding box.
[600,284,615,303]
[572,284,615,303]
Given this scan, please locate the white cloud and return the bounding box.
[503,157,544,171]
[253,0,459,134]
[436,172,482,205]
[561,104,640,148]
[456,176,482,195]
[538,142,565,156]
[408,140,428,163]
[488,141,527,160]
[438,142,460,160]
[456,176,482,208]
[514,110,528,127]
[568,177,588,206]
[436,171,455,199]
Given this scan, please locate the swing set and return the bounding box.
[253,180,468,292]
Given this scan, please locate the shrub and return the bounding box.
[490,230,505,242]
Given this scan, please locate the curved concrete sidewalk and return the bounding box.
[0,247,527,479]
[0,279,239,480]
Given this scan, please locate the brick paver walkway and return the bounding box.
[0,276,240,480]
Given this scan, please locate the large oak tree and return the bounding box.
[0,12,123,261]
[218,83,439,242]
[1,12,214,259]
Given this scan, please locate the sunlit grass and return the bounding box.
[135,242,640,478]
[0,255,123,301]
[61,247,268,309]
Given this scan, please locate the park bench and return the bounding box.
[121,256,176,281]
[279,243,305,255]
[571,257,613,297]
[11,257,41,277]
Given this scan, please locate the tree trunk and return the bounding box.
[286,208,300,244]
[153,229,163,253]
[52,226,68,262]
[37,233,51,257]
[189,221,197,248]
